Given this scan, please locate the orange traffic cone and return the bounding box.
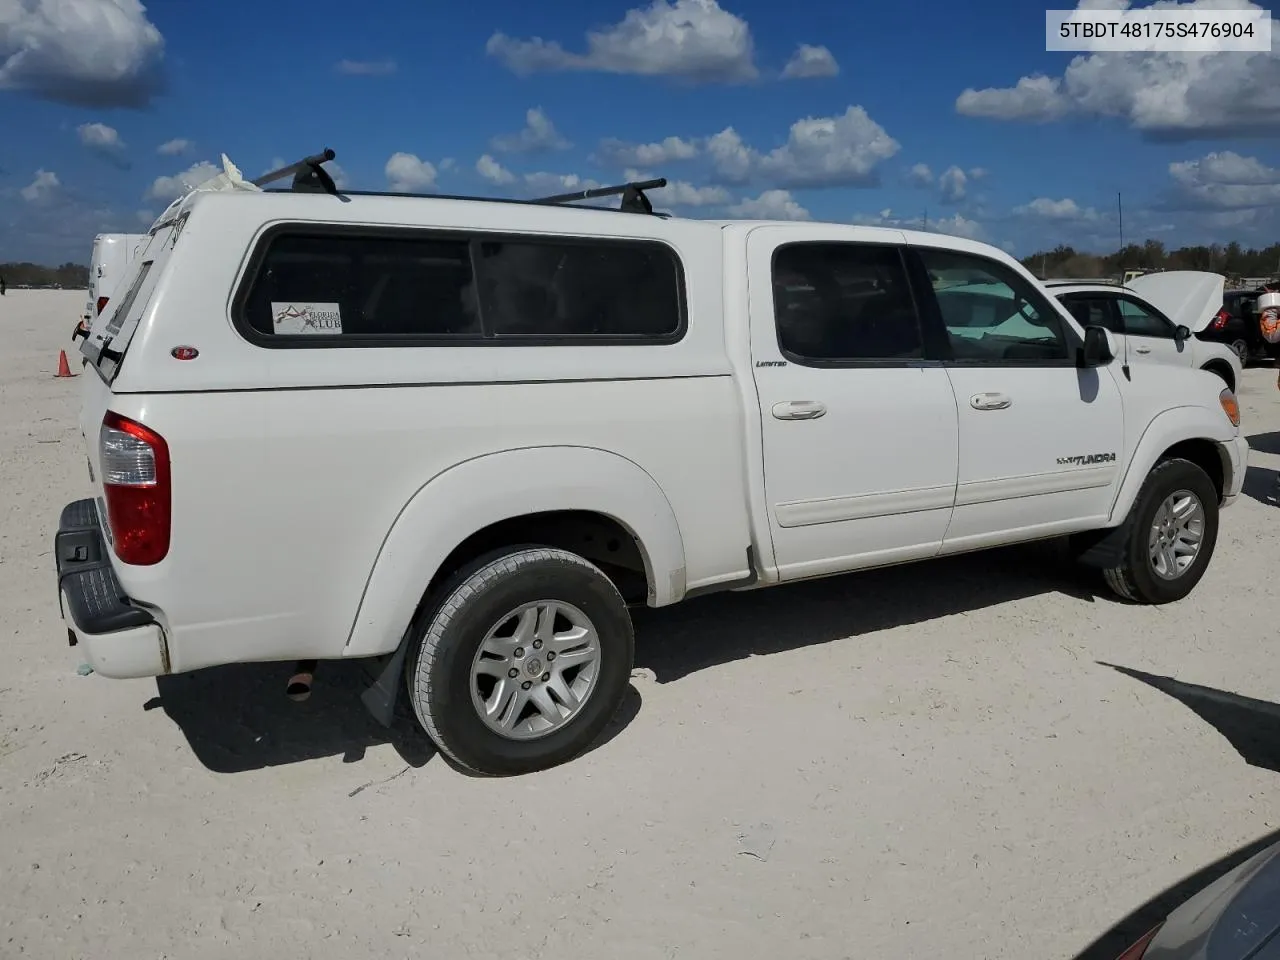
[55,349,74,378]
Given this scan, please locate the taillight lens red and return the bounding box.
[99,411,171,566]
[96,296,109,315]
[1115,923,1163,960]
[1210,308,1231,331]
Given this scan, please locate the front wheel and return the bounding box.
[1102,458,1219,604]
[406,546,635,776]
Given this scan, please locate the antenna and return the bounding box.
[253,149,339,195]
[1117,192,1125,270]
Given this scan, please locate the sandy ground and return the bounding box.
[4,288,1280,959]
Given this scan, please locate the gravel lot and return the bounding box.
[4,289,1280,959]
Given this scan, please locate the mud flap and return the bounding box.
[359,632,412,728]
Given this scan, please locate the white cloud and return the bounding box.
[706,128,754,181]
[157,137,192,156]
[77,122,124,151]
[939,165,968,203]
[135,208,154,225]
[440,158,456,171]
[664,181,731,206]
[487,0,757,83]
[905,163,934,186]
[1169,151,1280,209]
[490,107,571,153]
[852,207,985,241]
[781,43,838,79]
[385,153,437,192]
[728,189,810,220]
[595,135,700,167]
[325,161,349,189]
[956,75,1071,123]
[955,0,1280,136]
[20,169,60,202]
[620,170,728,207]
[523,171,603,197]
[476,154,517,185]
[924,212,984,241]
[0,0,165,108]
[1014,197,1102,221]
[334,58,397,76]
[145,161,219,201]
[708,106,900,187]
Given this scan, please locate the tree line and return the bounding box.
[1023,240,1280,283]
[0,262,90,288]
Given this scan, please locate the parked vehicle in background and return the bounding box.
[75,233,149,341]
[54,152,1248,776]
[1048,273,1242,391]
[1113,835,1280,958]
[1201,287,1279,364]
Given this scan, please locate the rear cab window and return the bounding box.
[80,215,187,380]
[233,226,686,346]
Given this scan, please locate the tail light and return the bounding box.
[96,296,109,315]
[1209,307,1231,331]
[99,411,171,565]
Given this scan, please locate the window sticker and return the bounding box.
[271,302,343,335]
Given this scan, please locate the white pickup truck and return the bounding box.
[56,154,1248,775]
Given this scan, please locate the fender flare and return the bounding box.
[342,446,686,658]
[1107,405,1235,525]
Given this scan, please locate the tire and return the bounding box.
[1230,338,1249,362]
[1101,458,1219,604]
[406,546,634,776]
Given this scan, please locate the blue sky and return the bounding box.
[3,0,1280,264]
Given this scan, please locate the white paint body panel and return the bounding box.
[67,192,1244,677]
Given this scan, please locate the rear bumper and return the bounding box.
[55,499,168,679]
[1221,434,1249,506]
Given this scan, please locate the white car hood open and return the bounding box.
[1126,271,1225,333]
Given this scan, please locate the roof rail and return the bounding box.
[255,152,670,215]
[534,178,668,215]
[253,149,339,195]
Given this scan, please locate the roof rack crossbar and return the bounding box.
[253,149,339,195]
[534,178,666,214]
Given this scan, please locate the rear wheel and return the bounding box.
[1102,458,1218,604]
[406,546,634,776]
[1230,338,1249,362]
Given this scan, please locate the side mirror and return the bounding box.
[1174,324,1191,343]
[1079,325,1115,367]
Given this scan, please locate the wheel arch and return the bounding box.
[343,446,687,658]
[1200,359,1236,392]
[1109,408,1233,526]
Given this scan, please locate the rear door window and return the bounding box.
[771,242,923,363]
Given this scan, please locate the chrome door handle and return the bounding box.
[970,392,1012,411]
[1134,345,1151,354]
[772,400,827,421]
